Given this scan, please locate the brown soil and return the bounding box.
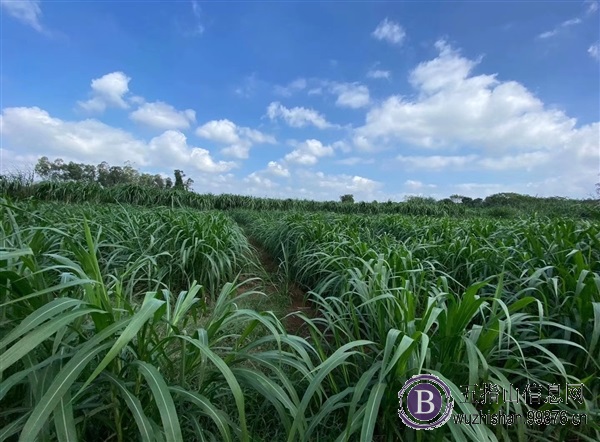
[243,237,319,337]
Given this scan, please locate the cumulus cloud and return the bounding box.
[148,130,236,173]
[1,0,44,32]
[330,83,370,108]
[0,106,235,174]
[244,172,277,189]
[404,180,437,191]
[356,40,581,152]
[196,119,240,144]
[352,40,598,198]
[240,127,276,144]
[266,102,335,129]
[284,139,334,165]
[372,18,406,45]
[298,170,382,198]
[78,72,131,113]
[130,101,196,130]
[218,143,252,159]
[266,161,290,177]
[196,119,276,159]
[1,106,147,165]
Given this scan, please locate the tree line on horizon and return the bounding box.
[0,156,597,219]
[33,156,194,191]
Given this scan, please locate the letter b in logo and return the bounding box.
[414,389,436,415]
[408,384,441,420]
[398,374,454,430]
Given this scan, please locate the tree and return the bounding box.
[449,194,465,204]
[184,177,194,192]
[63,162,85,181]
[174,170,185,190]
[34,157,66,181]
[165,177,173,189]
[81,164,96,182]
[340,194,354,204]
[34,156,53,180]
[97,162,111,187]
[152,174,165,189]
[461,196,474,206]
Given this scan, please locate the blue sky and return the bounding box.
[1,0,599,201]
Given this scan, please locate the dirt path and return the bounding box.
[236,235,318,337]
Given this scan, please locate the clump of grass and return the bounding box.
[245,209,600,441]
[0,199,319,441]
[2,200,599,441]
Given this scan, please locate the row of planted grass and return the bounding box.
[3,177,599,218]
[0,200,322,441]
[7,199,501,441]
[2,197,599,441]
[236,210,600,441]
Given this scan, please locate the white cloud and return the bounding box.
[330,83,370,108]
[78,72,131,113]
[0,107,235,174]
[477,152,551,171]
[266,161,290,177]
[537,17,582,39]
[234,73,262,98]
[1,106,147,165]
[372,18,406,45]
[283,139,334,165]
[130,101,196,130]
[357,40,580,152]
[1,0,43,32]
[297,170,382,199]
[196,119,240,144]
[191,1,205,35]
[245,172,277,189]
[196,119,276,159]
[586,1,599,15]
[538,30,558,39]
[396,155,477,170]
[404,180,437,191]
[148,130,236,173]
[220,143,252,159]
[284,151,318,166]
[266,102,334,129]
[396,152,551,172]
[336,157,375,166]
[589,43,599,60]
[274,78,307,97]
[367,69,391,79]
[240,127,276,144]
[562,18,582,26]
[352,40,598,198]
[331,140,352,153]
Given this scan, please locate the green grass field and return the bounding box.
[1,193,599,441]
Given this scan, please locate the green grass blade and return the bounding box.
[53,390,77,442]
[18,342,112,442]
[134,361,183,442]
